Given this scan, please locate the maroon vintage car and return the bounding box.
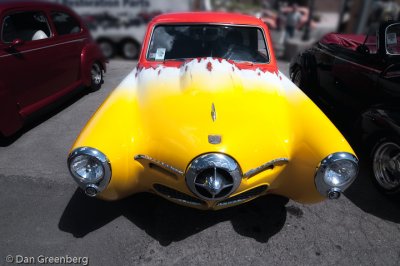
[0,1,107,137]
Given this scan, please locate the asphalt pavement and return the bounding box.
[1,60,400,266]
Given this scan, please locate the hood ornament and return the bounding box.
[211,103,217,122]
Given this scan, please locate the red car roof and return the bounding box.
[151,12,265,26]
[140,12,277,73]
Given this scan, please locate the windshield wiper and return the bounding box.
[164,58,186,62]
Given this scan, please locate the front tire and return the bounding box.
[371,138,400,195]
[90,62,103,91]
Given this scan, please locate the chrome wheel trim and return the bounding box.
[373,141,400,190]
[91,63,102,85]
[123,41,138,59]
[293,69,302,87]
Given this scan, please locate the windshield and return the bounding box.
[386,23,400,55]
[147,24,269,63]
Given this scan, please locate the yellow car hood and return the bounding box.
[134,58,291,173]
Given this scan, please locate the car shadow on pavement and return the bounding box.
[59,189,289,246]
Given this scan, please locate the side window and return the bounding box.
[2,11,51,43]
[51,12,81,36]
[257,29,268,58]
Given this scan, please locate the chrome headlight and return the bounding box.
[315,152,358,199]
[68,147,111,197]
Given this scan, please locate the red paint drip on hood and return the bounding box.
[206,62,213,72]
[136,57,278,75]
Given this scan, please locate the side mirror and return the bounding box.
[9,38,24,49]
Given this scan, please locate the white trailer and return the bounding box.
[51,0,198,59]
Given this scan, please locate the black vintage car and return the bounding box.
[290,21,400,195]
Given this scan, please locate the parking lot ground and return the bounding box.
[1,60,400,266]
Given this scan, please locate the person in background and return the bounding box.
[285,3,301,38]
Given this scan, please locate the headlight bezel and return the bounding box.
[315,152,358,198]
[68,147,111,195]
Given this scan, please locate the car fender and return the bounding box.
[301,51,318,86]
[289,53,302,75]
[361,107,400,144]
[270,74,356,203]
[80,43,107,87]
[0,81,24,136]
[70,69,140,200]
[290,50,317,88]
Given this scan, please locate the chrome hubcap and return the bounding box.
[91,64,102,85]
[373,141,400,190]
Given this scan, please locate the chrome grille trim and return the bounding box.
[153,184,205,206]
[216,185,268,207]
[134,154,184,177]
[244,158,289,178]
[186,153,242,201]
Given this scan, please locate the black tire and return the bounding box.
[370,137,400,195]
[120,40,139,59]
[90,62,103,91]
[291,67,304,88]
[98,39,115,59]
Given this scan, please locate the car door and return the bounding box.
[48,10,86,93]
[0,9,61,116]
[379,63,400,101]
[332,50,381,110]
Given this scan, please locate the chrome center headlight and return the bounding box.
[315,152,358,199]
[68,147,111,196]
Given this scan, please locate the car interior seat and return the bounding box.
[32,30,48,40]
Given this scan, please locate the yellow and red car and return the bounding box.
[67,12,358,210]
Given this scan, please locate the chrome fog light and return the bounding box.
[85,184,99,197]
[315,152,358,199]
[68,147,111,195]
[327,188,341,199]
